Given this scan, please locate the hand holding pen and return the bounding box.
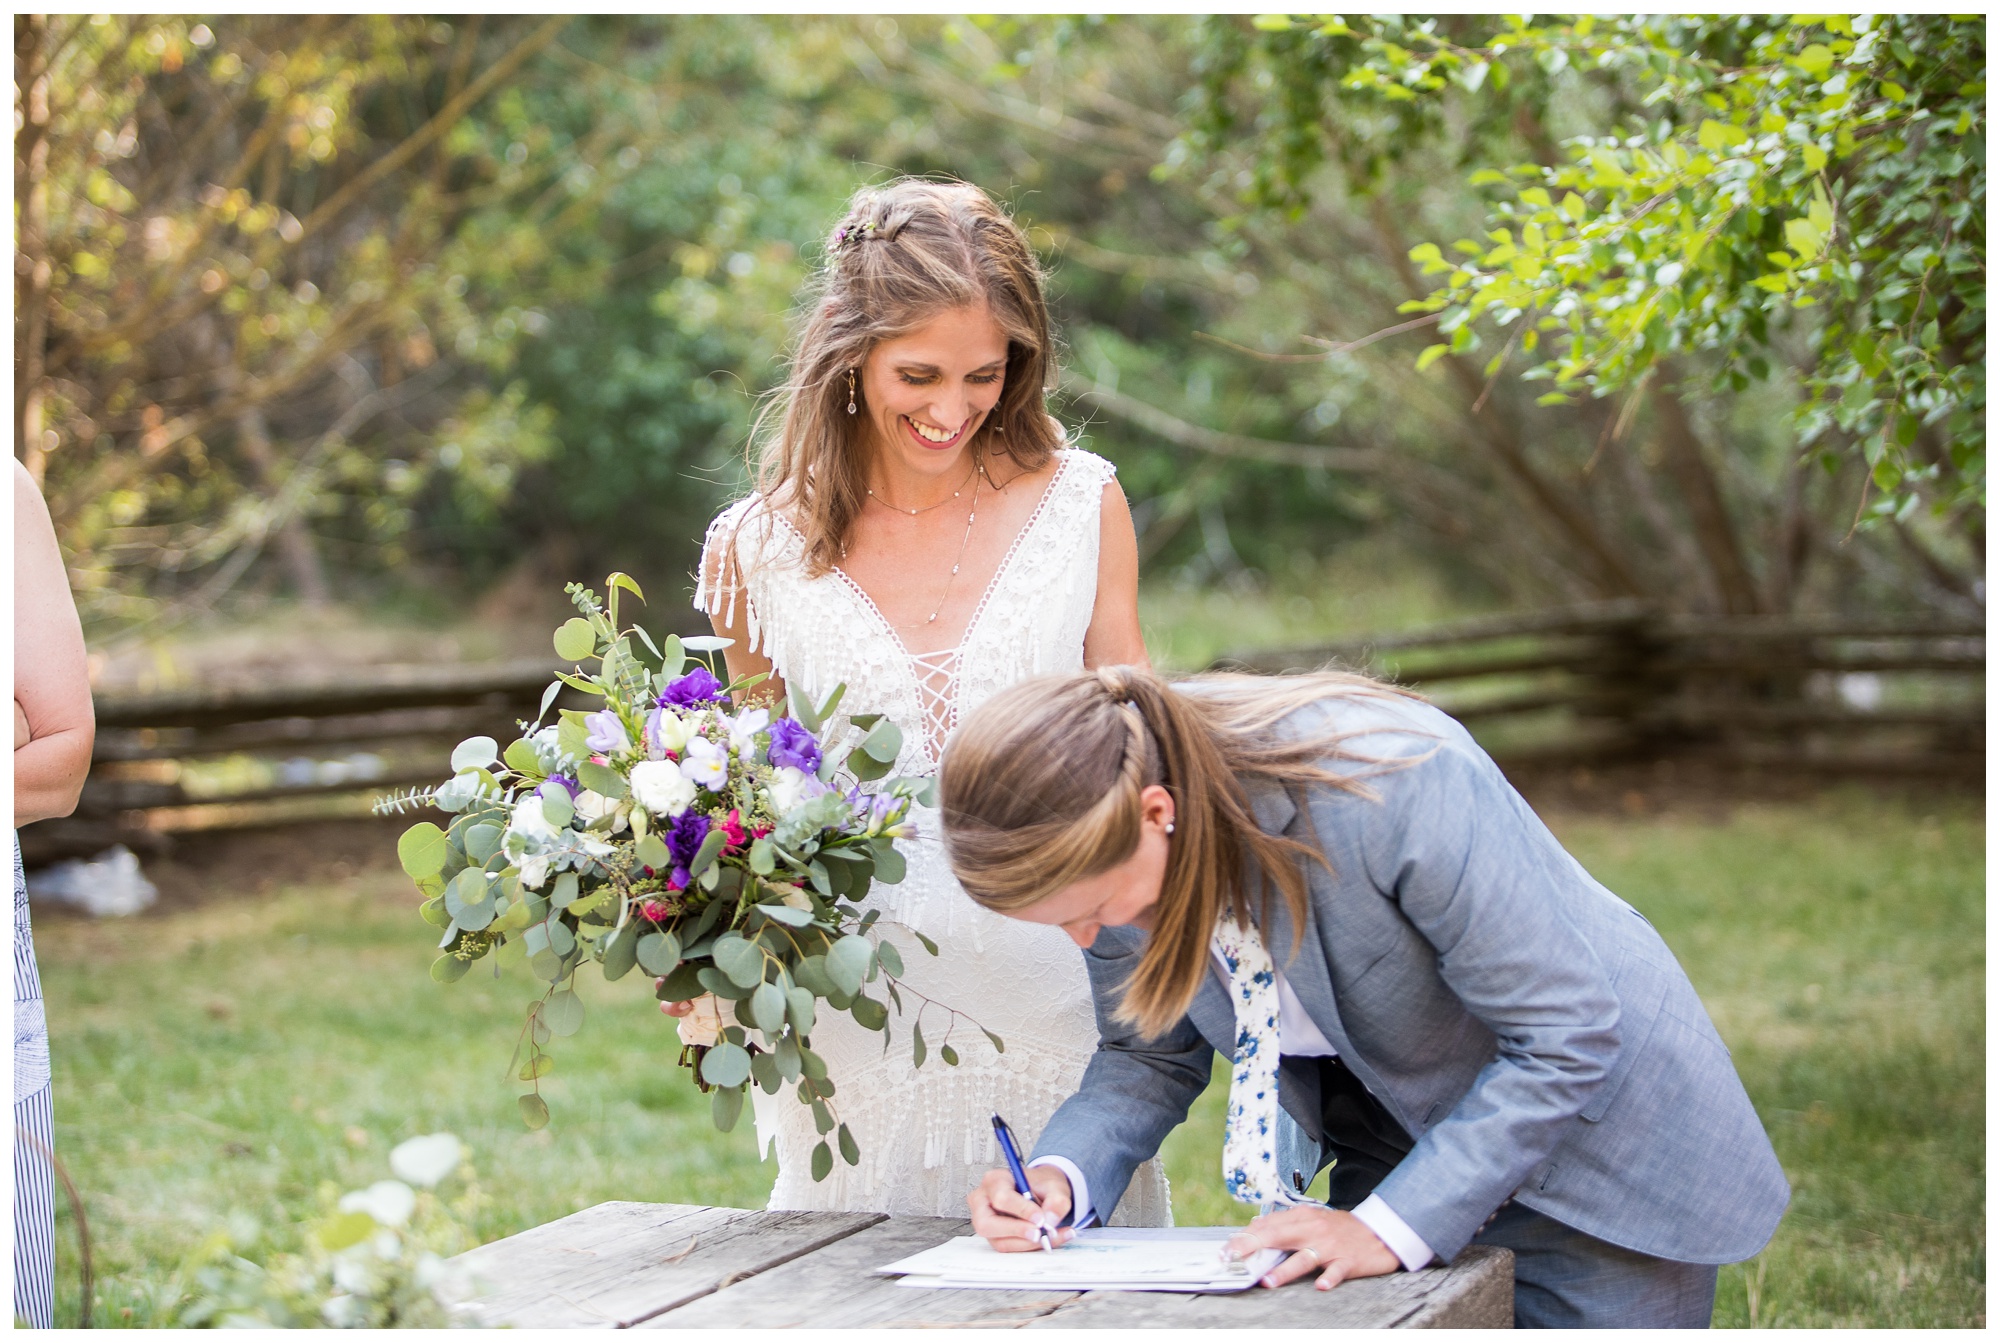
[971,1114,1071,1253]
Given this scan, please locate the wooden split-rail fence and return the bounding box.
[21,601,1982,862]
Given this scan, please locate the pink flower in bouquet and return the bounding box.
[638,899,674,924]
[719,809,749,853]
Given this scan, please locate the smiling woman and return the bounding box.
[681,177,1166,1227]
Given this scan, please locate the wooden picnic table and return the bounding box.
[452,1201,1514,1329]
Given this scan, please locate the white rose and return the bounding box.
[629,758,697,818]
[573,788,618,825]
[517,852,551,890]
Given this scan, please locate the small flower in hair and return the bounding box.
[835,226,850,245]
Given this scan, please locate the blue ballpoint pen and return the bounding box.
[990,1113,1055,1253]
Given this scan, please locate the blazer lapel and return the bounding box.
[1243,778,1353,1060]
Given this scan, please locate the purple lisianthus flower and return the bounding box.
[657,667,725,709]
[666,809,711,870]
[584,709,630,754]
[766,717,822,773]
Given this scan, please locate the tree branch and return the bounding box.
[1058,373,1381,473]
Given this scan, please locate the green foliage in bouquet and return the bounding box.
[378,575,995,1178]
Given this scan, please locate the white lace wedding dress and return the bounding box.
[695,446,1172,1224]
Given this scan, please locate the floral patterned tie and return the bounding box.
[1213,914,1312,1212]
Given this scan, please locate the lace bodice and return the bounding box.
[691,448,1172,1224]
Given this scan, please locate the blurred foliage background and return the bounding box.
[15,14,1984,663]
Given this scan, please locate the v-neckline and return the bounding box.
[774,450,1076,666]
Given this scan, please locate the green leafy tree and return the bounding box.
[1177,14,1981,610]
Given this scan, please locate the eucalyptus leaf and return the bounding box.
[871,844,906,887]
[711,1083,745,1132]
[537,789,574,829]
[810,1140,833,1183]
[398,823,448,880]
[465,823,503,867]
[809,1095,834,1135]
[876,940,904,978]
[553,617,597,662]
[518,1055,553,1081]
[756,903,813,927]
[712,932,765,989]
[419,895,450,929]
[940,1043,960,1067]
[451,736,499,772]
[785,986,817,1035]
[860,720,902,763]
[824,935,872,997]
[849,994,887,1031]
[636,930,681,977]
[577,760,628,799]
[543,989,586,1037]
[688,828,727,878]
[537,678,564,724]
[701,1041,752,1088]
[913,929,939,956]
[696,966,753,1001]
[800,1048,829,1083]
[517,1094,550,1130]
[793,955,835,998]
[983,1027,1007,1055]
[837,1122,859,1166]
[748,838,776,875]
[657,961,706,1002]
[912,1020,927,1069]
[430,954,470,984]
[749,1048,781,1093]
[774,1032,802,1082]
[747,981,787,1033]
[635,834,672,872]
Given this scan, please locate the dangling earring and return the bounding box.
[846,368,857,415]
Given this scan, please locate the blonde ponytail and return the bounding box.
[940,666,1419,1039]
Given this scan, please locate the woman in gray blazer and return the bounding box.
[938,665,1787,1328]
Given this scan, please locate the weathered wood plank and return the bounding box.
[1020,1244,1515,1329]
[452,1201,883,1329]
[644,1215,1083,1330]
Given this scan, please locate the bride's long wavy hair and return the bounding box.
[939,666,1423,1040]
[742,178,1061,578]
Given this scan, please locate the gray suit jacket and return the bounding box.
[1030,692,1789,1265]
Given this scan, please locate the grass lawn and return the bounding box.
[35,788,1981,1328]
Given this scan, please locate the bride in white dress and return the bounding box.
[686,179,1171,1225]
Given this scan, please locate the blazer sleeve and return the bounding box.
[1336,730,1624,1261]
[1027,926,1214,1222]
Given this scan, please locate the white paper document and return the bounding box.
[877,1226,1286,1294]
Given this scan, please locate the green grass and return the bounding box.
[37,790,1981,1327]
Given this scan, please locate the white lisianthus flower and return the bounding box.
[389,1133,463,1188]
[518,852,552,890]
[629,758,697,818]
[648,706,697,757]
[509,794,559,842]
[764,765,809,815]
[682,735,728,790]
[728,707,770,758]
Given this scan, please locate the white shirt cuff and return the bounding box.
[1026,1156,1095,1229]
[1352,1193,1435,1271]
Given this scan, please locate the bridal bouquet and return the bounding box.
[380,575,987,1179]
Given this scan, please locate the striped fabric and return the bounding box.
[13,835,54,1329]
